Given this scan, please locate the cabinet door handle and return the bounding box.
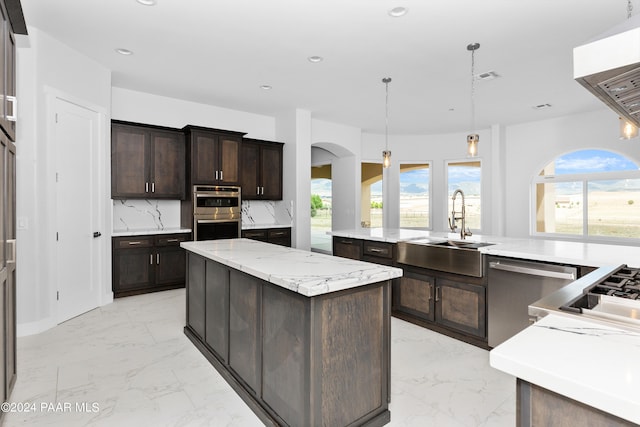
[215,170,219,180]
[257,186,260,195]
[7,239,15,264]
[271,231,284,237]
[368,247,383,253]
[151,182,155,193]
[6,96,16,122]
[150,254,153,264]
[166,238,179,243]
[427,284,432,301]
[128,241,142,245]
[341,240,353,245]
[220,170,223,180]
[435,286,440,302]
[261,186,264,195]
[145,182,149,193]
[156,253,160,265]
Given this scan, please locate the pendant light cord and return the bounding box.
[383,77,391,150]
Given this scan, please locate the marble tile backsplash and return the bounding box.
[242,200,293,226]
[113,199,181,231]
[113,199,293,232]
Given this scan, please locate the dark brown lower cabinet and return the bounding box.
[184,252,391,427]
[332,236,363,260]
[112,233,189,297]
[393,266,487,347]
[517,379,635,427]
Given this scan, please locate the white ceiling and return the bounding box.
[19,0,633,135]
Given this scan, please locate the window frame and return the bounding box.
[531,154,640,243]
[445,158,483,233]
[398,161,433,230]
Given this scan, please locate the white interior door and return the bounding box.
[54,97,102,323]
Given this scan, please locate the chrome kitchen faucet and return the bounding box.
[448,189,472,240]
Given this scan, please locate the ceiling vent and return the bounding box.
[475,71,500,81]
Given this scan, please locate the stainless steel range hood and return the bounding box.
[574,14,640,126]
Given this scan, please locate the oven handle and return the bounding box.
[489,261,576,280]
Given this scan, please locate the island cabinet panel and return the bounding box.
[262,285,308,427]
[314,284,387,426]
[183,250,392,427]
[228,270,262,396]
[517,379,635,427]
[187,253,206,340]
[205,260,229,363]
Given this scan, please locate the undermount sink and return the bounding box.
[396,240,494,277]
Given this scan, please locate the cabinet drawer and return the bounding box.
[267,228,290,239]
[155,233,190,247]
[113,236,154,249]
[363,241,393,259]
[242,230,268,240]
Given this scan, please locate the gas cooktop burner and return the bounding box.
[560,265,640,320]
[590,266,640,300]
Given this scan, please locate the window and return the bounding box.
[361,162,383,228]
[311,164,332,253]
[399,163,431,228]
[447,160,482,230]
[533,149,640,239]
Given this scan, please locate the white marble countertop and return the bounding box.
[241,223,292,230]
[112,228,192,237]
[490,314,640,424]
[181,238,403,297]
[330,228,640,268]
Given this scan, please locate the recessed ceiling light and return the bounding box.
[115,48,133,55]
[388,7,408,17]
[308,56,323,63]
[136,0,156,5]
[260,85,272,90]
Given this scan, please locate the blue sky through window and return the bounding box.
[553,149,639,174]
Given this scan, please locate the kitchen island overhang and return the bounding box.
[181,239,403,427]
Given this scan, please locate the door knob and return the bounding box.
[93,231,102,238]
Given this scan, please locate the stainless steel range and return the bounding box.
[530,264,640,331]
[559,265,640,326]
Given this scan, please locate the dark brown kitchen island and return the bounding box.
[181,239,403,427]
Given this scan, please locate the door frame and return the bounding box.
[44,88,112,324]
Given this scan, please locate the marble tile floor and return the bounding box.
[5,289,515,427]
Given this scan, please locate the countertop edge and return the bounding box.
[181,239,403,297]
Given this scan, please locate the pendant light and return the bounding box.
[619,2,640,140]
[467,43,480,157]
[620,117,639,140]
[382,77,392,168]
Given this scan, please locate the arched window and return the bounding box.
[532,149,640,240]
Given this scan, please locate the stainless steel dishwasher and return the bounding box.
[487,256,577,347]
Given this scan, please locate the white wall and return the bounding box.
[16,27,112,334]
[111,87,276,139]
[504,109,640,238]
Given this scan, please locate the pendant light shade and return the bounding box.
[619,117,639,140]
[382,77,392,168]
[467,43,480,157]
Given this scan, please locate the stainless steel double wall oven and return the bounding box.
[192,185,241,241]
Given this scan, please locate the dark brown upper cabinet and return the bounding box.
[111,121,186,200]
[240,138,283,200]
[0,1,16,142]
[183,126,246,186]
